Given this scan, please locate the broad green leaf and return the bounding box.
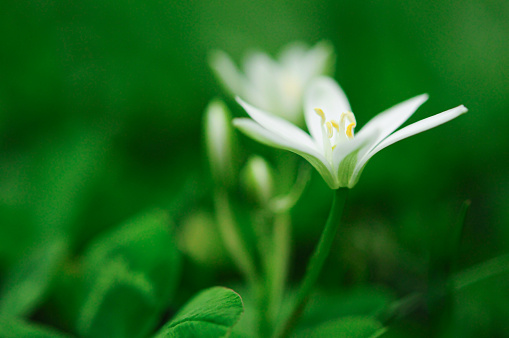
[295,316,385,338]
[77,258,157,338]
[154,287,244,338]
[0,316,70,338]
[76,209,181,337]
[82,209,181,306]
[0,238,67,317]
[297,286,396,329]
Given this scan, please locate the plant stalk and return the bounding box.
[214,189,259,290]
[276,188,348,337]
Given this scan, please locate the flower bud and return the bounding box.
[178,210,229,268]
[204,99,237,186]
[241,155,274,207]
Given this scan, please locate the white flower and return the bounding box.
[209,41,334,126]
[234,76,468,189]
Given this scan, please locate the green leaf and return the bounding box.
[0,316,70,338]
[77,258,157,338]
[82,209,181,307]
[295,316,385,338]
[75,209,181,337]
[0,238,67,317]
[298,286,396,329]
[154,287,244,338]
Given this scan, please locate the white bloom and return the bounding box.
[209,41,334,126]
[234,76,468,189]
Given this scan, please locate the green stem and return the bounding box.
[214,189,259,289]
[268,211,291,326]
[250,210,273,336]
[277,188,348,337]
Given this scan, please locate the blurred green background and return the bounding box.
[0,0,508,336]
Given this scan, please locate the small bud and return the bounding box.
[178,210,229,267]
[204,99,237,185]
[241,155,274,207]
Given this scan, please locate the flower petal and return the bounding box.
[233,118,338,189]
[354,104,468,178]
[208,50,242,97]
[243,52,276,94]
[301,41,335,81]
[236,97,318,152]
[332,129,380,172]
[332,129,382,187]
[240,52,278,111]
[356,93,429,148]
[305,76,351,145]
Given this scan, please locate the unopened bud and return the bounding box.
[204,99,237,185]
[241,155,274,207]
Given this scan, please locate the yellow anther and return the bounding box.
[332,145,336,150]
[346,122,356,139]
[314,108,326,123]
[326,121,333,138]
[330,120,340,131]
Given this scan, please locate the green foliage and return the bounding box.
[0,0,507,336]
[0,317,70,338]
[299,287,396,329]
[295,316,385,338]
[75,209,181,337]
[0,238,67,318]
[154,287,244,338]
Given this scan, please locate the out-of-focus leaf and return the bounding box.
[0,237,67,317]
[75,209,181,337]
[0,316,70,338]
[154,286,244,338]
[298,286,396,329]
[77,258,157,338]
[82,209,181,306]
[295,316,385,338]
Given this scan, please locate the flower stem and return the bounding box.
[276,187,348,337]
[268,211,291,325]
[214,189,259,289]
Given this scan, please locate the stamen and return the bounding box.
[331,120,340,131]
[314,108,326,123]
[346,122,356,139]
[326,122,333,138]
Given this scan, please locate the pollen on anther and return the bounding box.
[314,108,326,123]
[326,121,333,138]
[346,122,356,138]
[331,120,340,131]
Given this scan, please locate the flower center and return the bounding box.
[280,72,302,100]
[314,108,356,150]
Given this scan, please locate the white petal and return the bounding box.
[208,50,242,97]
[236,97,318,152]
[233,118,338,189]
[304,76,351,144]
[301,41,334,81]
[332,130,379,171]
[356,93,429,148]
[243,52,276,92]
[279,41,333,82]
[354,105,468,176]
[237,52,277,112]
[332,130,381,187]
[278,42,308,66]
